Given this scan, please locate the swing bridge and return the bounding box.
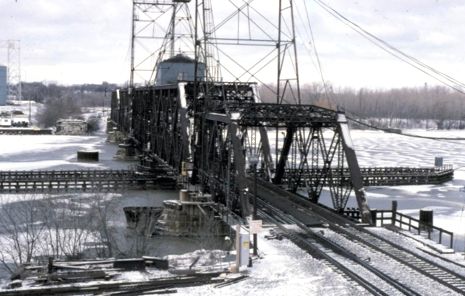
[106,81,453,223]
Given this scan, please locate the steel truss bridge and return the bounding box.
[110,81,453,223]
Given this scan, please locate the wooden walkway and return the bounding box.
[279,165,454,187]
[0,169,176,193]
[359,166,454,186]
[0,166,453,194]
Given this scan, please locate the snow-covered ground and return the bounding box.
[182,228,364,296]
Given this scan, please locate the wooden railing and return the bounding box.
[344,208,454,249]
[373,210,454,249]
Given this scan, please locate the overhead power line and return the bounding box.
[311,0,465,94]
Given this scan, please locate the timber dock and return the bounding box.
[0,169,176,193]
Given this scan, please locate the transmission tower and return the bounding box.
[194,0,221,82]
[191,1,301,101]
[129,0,301,103]
[130,0,197,88]
[194,1,301,167]
[0,40,21,101]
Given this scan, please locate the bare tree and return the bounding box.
[0,195,46,273]
[40,195,96,260]
[36,96,82,128]
[0,193,120,274]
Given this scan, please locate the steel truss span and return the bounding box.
[111,81,373,222]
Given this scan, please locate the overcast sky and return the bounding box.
[0,0,464,90]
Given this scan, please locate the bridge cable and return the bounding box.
[302,0,332,103]
[311,0,465,95]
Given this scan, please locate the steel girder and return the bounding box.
[199,116,250,216]
[243,124,355,212]
[236,110,370,220]
[111,90,132,135]
[227,103,338,128]
[127,85,191,174]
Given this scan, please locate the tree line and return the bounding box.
[259,83,465,129]
[22,81,116,106]
[21,81,465,129]
[19,82,116,128]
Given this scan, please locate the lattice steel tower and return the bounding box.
[130,0,198,88]
[0,40,21,101]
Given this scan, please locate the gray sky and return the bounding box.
[0,0,132,85]
[0,0,464,89]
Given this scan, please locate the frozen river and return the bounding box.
[1,126,465,294]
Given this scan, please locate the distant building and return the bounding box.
[56,119,88,135]
[154,54,205,86]
[0,117,11,127]
[0,65,6,106]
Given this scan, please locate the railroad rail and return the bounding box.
[254,180,465,295]
[0,169,176,193]
[259,201,421,296]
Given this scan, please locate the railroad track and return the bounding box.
[333,225,465,293]
[259,201,420,296]
[255,181,465,295]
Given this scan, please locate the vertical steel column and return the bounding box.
[273,126,295,184]
[337,113,372,224]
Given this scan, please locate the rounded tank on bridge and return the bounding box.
[154,54,205,86]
